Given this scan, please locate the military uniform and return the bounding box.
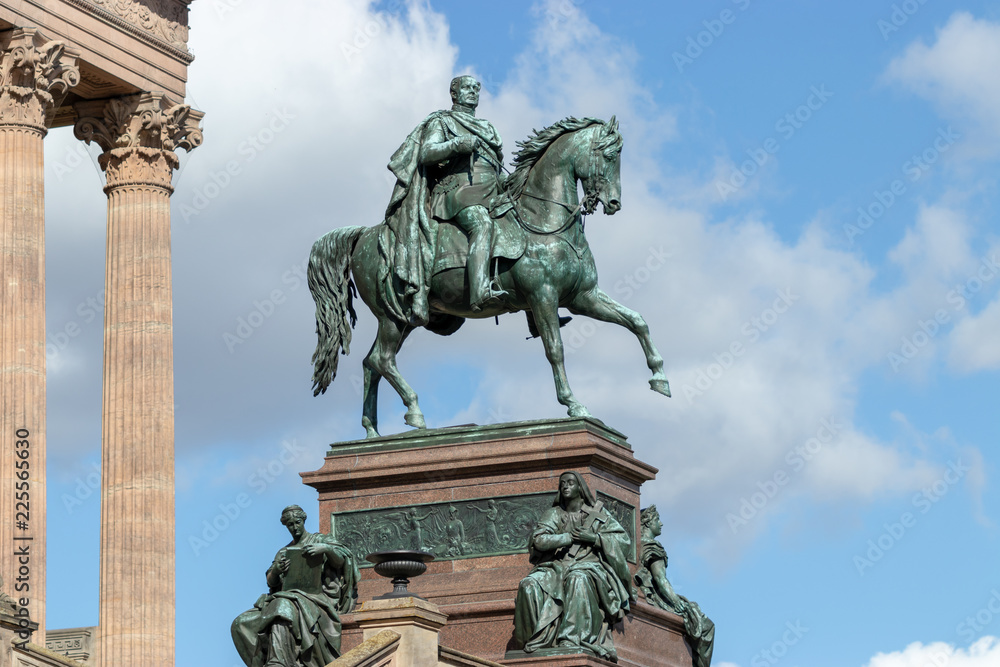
[419,112,504,221]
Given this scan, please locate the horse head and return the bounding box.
[580,116,623,216]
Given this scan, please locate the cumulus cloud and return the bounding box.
[864,637,1000,667]
[949,293,1000,372]
[41,0,984,567]
[885,12,1000,157]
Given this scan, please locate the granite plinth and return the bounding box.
[304,418,695,666]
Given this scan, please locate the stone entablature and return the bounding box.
[75,0,190,50]
[44,626,95,665]
[0,0,194,110]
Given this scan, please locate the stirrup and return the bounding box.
[471,287,509,312]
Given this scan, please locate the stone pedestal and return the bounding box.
[353,597,448,667]
[302,418,693,666]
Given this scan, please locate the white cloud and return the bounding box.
[885,12,1000,157]
[864,637,1000,667]
[41,0,985,563]
[949,291,1000,372]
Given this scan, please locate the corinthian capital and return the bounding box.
[74,92,204,192]
[0,28,81,130]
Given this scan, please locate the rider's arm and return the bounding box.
[419,119,476,166]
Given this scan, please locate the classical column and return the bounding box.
[0,27,79,642]
[75,93,202,666]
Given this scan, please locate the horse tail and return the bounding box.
[308,225,366,396]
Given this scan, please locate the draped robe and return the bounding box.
[231,532,359,667]
[514,499,632,661]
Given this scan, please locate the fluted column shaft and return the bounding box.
[100,147,176,666]
[0,28,79,642]
[76,93,202,667]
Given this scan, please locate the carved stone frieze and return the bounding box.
[331,491,637,566]
[74,92,203,191]
[0,28,81,131]
[88,0,189,49]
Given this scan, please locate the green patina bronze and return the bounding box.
[231,505,359,667]
[308,75,671,438]
[333,493,553,565]
[635,505,715,667]
[597,491,637,564]
[331,489,636,567]
[511,472,633,662]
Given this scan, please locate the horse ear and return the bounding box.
[608,115,618,132]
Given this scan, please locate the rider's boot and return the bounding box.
[460,206,508,312]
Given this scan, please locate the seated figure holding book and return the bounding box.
[232,505,359,667]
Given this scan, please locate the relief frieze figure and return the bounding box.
[332,494,559,565]
[85,0,190,49]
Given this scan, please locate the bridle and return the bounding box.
[510,124,614,236]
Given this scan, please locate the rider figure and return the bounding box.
[419,75,509,312]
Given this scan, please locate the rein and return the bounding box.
[508,125,606,237]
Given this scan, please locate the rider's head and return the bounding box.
[450,75,481,109]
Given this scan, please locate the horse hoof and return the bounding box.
[568,405,592,418]
[362,417,380,439]
[405,411,427,429]
[650,378,672,398]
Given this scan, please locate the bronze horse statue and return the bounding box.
[308,117,670,438]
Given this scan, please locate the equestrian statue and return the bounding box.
[308,75,671,438]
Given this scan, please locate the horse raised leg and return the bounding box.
[567,287,671,397]
[362,315,426,436]
[528,288,593,418]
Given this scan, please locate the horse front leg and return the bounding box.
[567,287,671,397]
[528,290,592,418]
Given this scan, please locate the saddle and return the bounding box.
[431,192,527,276]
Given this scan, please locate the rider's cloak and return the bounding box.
[379,109,503,326]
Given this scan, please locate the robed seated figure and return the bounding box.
[382,74,509,325]
[635,505,715,667]
[513,472,633,662]
[232,505,359,667]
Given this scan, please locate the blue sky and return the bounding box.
[39,1,999,665]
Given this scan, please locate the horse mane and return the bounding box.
[504,116,622,201]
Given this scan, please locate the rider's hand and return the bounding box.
[454,135,478,154]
